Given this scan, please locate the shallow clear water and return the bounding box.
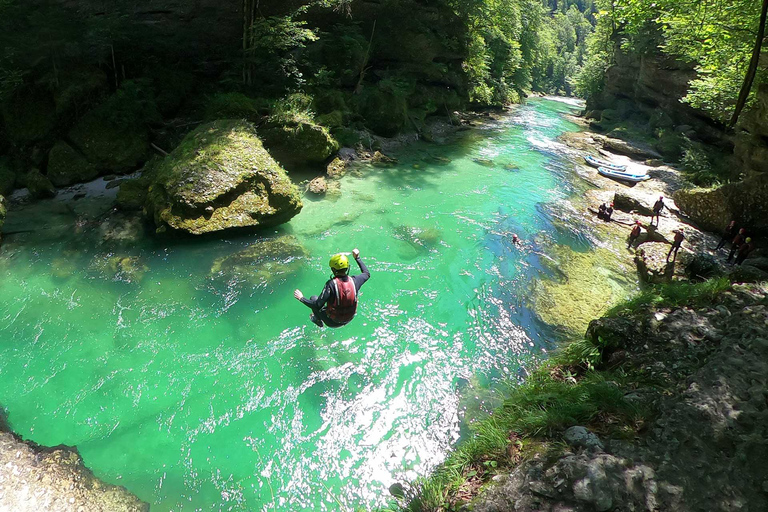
[1,98,584,511]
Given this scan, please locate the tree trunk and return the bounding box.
[729,0,768,128]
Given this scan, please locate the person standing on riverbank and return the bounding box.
[294,249,370,328]
[727,228,747,263]
[628,221,642,248]
[667,230,685,262]
[715,220,738,251]
[735,238,755,265]
[651,196,665,226]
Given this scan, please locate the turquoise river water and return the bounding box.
[1,98,588,510]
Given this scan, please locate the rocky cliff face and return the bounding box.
[734,83,768,176]
[587,45,728,147]
[0,414,149,511]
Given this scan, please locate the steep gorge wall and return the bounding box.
[586,45,728,146]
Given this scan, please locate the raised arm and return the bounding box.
[352,248,370,286]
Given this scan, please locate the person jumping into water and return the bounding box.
[294,249,370,328]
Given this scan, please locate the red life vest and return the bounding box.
[326,277,358,324]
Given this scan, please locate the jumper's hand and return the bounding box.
[294,289,304,301]
[352,248,360,258]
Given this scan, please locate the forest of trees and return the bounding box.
[0,0,764,162]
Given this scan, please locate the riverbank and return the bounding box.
[384,121,768,511]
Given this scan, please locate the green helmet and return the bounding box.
[329,253,350,273]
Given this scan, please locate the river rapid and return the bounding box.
[1,98,594,511]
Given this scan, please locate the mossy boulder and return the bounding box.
[260,120,339,169]
[209,235,308,288]
[674,174,768,235]
[1,87,57,145]
[357,87,409,137]
[47,141,100,187]
[146,119,302,235]
[24,169,56,198]
[203,92,266,122]
[316,110,344,129]
[68,82,154,173]
[326,157,347,179]
[116,178,150,211]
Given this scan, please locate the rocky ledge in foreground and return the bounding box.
[0,414,148,511]
[469,283,768,512]
[145,119,303,235]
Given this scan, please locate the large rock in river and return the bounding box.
[146,120,302,235]
[260,119,339,170]
[47,141,99,187]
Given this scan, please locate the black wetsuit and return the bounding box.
[300,256,370,327]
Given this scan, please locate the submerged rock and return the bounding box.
[90,254,148,283]
[393,225,442,252]
[145,120,302,235]
[46,141,99,187]
[534,245,635,335]
[473,158,495,167]
[209,235,308,288]
[307,176,328,195]
[326,157,347,179]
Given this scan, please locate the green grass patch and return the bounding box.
[605,277,730,317]
[387,360,649,511]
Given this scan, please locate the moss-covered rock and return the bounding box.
[260,119,339,169]
[356,86,409,137]
[47,141,99,186]
[209,235,308,288]
[1,87,57,145]
[116,178,150,211]
[146,119,302,235]
[68,82,154,173]
[326,157,347,179]
[203,92,266,122]
[24,169,56,198]
[316,110,344,129]
[674,174,768,235]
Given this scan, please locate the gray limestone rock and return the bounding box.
[563,426,604,451]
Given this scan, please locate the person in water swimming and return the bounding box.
[294,249,370,328]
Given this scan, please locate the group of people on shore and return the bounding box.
[596,194,757,267]
[715,221,755,265]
